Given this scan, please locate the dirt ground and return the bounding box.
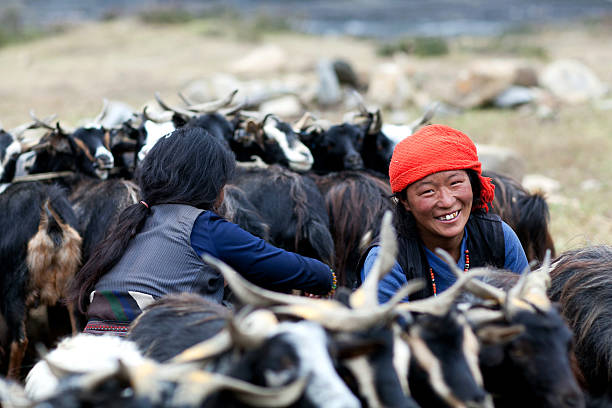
[0,17,611,252]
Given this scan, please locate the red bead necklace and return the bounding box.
[430,249,470,297]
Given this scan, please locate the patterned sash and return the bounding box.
[83,290,155,336]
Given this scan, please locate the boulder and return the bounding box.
[366,62,414,109]
[229,45,288,76]
[316,59,342,107]
[493,86,536,109]
[540,59,608,104]
[259,95,304,118]
[452,60,538,108]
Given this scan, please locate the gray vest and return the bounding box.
[95,204,224,302]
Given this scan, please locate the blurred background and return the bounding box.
[1,0,611,251]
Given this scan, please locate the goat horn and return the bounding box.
[228,307,279,349]
[350,211,396,309]
[181,89,239,113]
[29,110,56,131]
[350,89,370,117]
[396,270,475,316]
[10,116,55,140]
[293,112,316,132]
[435,248,507,304]
[171,370,308,408]
[154,92,196,118]
[177,91,193,106]
[169,328,233,364]
[55,121,75,136]
[94,98,109,124]
[202,254,335,308]
[408,101,439,134]
[271,280,423,332]
[142,105,174,124]
[369,108,383,135]
[504,264,533,317]
[518,249,552,311]
[464,307,506,327]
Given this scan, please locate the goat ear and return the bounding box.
[476,324,525,345]
[48,131,73,153]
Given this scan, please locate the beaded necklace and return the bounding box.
[430,249,470,297]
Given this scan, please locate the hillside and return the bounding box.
[0,16,611,251]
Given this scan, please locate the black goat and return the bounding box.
[127,293,361,407]
[549,245,612,405]
[0,182,81,379]
[301,123,365,174]
[485,170,555,264]
[311,170,393,288]
[230,165,334,265]
[28,124,114,182]
[458,265,584,408]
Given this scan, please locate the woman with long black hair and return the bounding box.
[361,124,528,303]
[70,127,335,335]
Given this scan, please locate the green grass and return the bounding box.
[377,36,449,57]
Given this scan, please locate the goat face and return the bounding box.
[70,127,114,179]
[261,117,313,172]
[0,130,21,182]
[304,124,364,173]
[408,310,490,408]
[138,120,175,162]
[478,308,584,408]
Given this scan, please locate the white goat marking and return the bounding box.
[263,121,313,172]
[94,145,114,166]
[381,124,413,146]
[25,334,145,401]
[0,139,22,180]
[139,121,175,162]
[278,321,361,408]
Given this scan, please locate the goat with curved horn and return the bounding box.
[203,253,423,331]
[407,101,439,134]
[179,89,240,114]
[93,98,110,125]
[142,105,174,123]
[436,248,508,305]
[29,110,57,131]
[142,105,174,124]
[169,369,309,408]
[154,92,196,118]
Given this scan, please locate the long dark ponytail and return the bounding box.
[69,127,236,313]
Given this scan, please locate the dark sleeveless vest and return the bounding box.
[396,211,505,299]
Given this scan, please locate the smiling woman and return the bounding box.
[360,124,528,302]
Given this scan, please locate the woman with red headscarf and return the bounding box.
[361,124,528,303]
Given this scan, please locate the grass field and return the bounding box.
[0,15,610,253]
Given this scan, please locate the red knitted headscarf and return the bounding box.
[389,124,495,212]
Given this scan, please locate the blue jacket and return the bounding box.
[361,220,528,304]
[191,211,333,295]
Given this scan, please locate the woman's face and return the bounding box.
[400,170,473,248]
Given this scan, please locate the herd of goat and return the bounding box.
[0,89,610,407]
